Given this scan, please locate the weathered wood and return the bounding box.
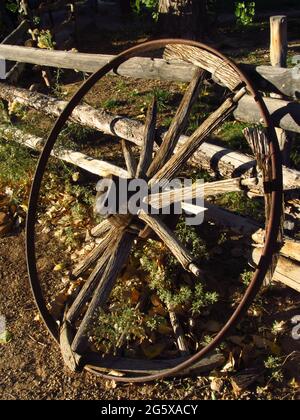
[234,95,300,134]
[164,44,241,91]
[136,97,157,179]
[85,351,225,376]
[146,177,258,209]
[72,230,135,354]
[0,83,298,191]
[244,126,284,284]
[0,82,144,146]
[1,21,29,83]
[0,125,129,179]
[270,15,291,166]
[138,210,201,277]
[256,66,300,99]
[121,140,137,178]
[72,228,116,278]
[0,44,299,97]
[90,219,111,237]
[151,87,247,186]
[270,16,288,68]
[205,202,300,292]
[148,67,205,176]
[252,229,300,263]
[66,231,119,324]
[169,310,190,356]
[251,248,300,292]
[60,321,82,372]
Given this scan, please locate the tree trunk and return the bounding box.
[158,0,206,40]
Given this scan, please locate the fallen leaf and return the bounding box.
[53,263,64,272]
[210,377,224,393]
[0,330,12,344]
[108,370,125,377]
[222,352,236,373]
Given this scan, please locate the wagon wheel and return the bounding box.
[26,39,283,382]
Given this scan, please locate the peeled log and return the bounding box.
[234,95,300,134]
[206,203,300,292]
[251,248,300,292]
[0,83,298,192]
[252,229,300,263]
[0,125,129,179]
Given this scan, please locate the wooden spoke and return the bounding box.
[60,322,82,372]
[121,139,137,178]
[66,235,117,324]
[244,127,284,283]
[164,44,241,91]
[147,68,206,177]
[150,86,247,187]
[138,210,202,277]
[136,97,157,179]
[90,219,112,237]
[71,230,135,354]
[146,177,258,210]
[169,310,190,356]
[72,228,117,279]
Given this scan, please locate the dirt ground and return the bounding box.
[0,233,299,400]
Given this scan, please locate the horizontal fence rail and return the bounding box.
[0,44,299,98]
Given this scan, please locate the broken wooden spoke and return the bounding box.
[138,210,202,277]
[146,177,258,210]
[150,86,247,187]
[71,230,135,354]
[121,139,137,178]
[147,68,206,177]
[72,228,117,279]
[136,97,157,179]
[164,44,241,91]
[168,310,190,357]
[66,237,116,324]
[90,219,112,238]
[244,127,284,284]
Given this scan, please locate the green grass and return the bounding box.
[217,121,252,153]
[102,98,124,110]
[217,191,265,222]
[0,138,36,185]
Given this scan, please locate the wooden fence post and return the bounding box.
[270,15,292,166]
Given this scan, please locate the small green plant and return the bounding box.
[146,88,173,111]
[138,227,217,314]
[131,0,159,21]
[37,30,56,50]
[176,218,209,261]
[92,305,145,354]
[235,2,256,26]
[264,356,284,383]
[241,270,253,287]
[218,121,251,153]
[5,0,19,13]
[102,98,123,110]
[0,137,35,185]
[217,192,264,222]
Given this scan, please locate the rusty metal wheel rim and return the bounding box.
[26,39,283,383]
